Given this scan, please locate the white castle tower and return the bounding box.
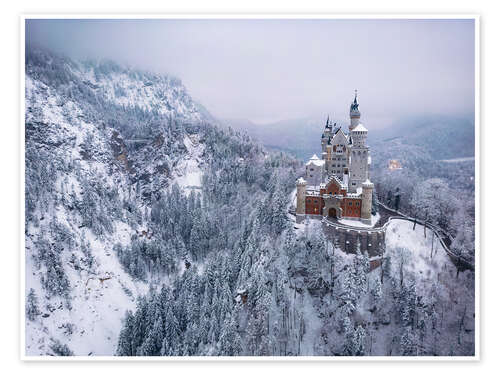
[349,90,361,131]
[348,91,370,192]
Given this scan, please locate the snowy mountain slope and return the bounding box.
[24,49,210,356]
[30,50,203,123]
[379,220,474,354]
[25,69,148,356]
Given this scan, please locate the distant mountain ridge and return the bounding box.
[370,114,475,160]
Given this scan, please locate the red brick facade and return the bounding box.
[303,175,363,219]
[305,196,324,215]
[342,198,362,217]
[304,194,362,218]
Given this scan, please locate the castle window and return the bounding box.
[349,202,352,206]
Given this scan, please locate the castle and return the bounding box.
[296,92,375,224]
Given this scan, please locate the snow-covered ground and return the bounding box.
[338,212,380,228]
[292,216,323,236]
[386,219,447,281]
[172,135,204,195]
[439,157,474,163]
[384,219,466,296]
[25,219,149,356]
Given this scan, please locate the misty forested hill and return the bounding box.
[224,117,325,161]
[24,48,474,357]
[228,114,474,163]
[370,115,475,160]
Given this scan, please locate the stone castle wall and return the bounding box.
[322,221,386,257]
[295,215,386,257]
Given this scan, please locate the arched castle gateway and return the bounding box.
[296,92,374,225]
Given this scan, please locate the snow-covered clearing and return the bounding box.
[385,219,450,289]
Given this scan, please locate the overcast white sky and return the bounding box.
[26,18,475,126]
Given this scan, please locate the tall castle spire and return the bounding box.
[349,90,361,131]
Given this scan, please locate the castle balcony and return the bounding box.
[322,193,344,202]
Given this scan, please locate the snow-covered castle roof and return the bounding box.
[352,123,368,132]
[306,154,325,167]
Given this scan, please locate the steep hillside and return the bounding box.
[24,48,208,355]
[25,48,300,356]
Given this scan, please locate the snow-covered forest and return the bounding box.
[24,47,475,357]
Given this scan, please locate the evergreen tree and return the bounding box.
[400,327,417,356]
[26,288,40,321]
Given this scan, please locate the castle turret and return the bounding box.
[361,179,374,222]
[351,123,368,147]
[348,91,370,192]
[296,178,307,217]
[349,90,361,131]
